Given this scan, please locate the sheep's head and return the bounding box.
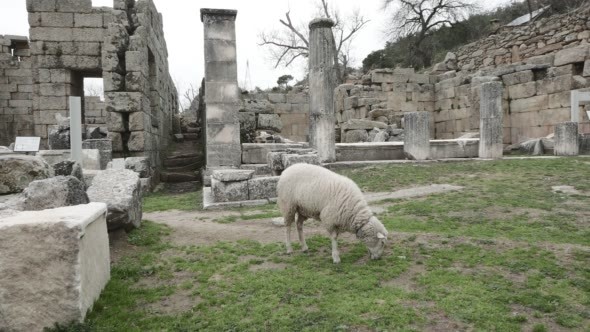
[358,216,389,260]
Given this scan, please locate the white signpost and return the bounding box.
[13,136,41,153]
[570,90,590,123]
[70,96,83,163]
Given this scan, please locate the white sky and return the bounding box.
[1,0,513,95]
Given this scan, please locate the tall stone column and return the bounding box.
[479,81,504,159]
[308,18,337,163]
[554,122,579,156]
[201,9,241,168]
[403,112,430,160]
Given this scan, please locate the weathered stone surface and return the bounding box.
[373,130,389,142]
[403,112,430,160]
[341,119,388,130]
[83,139,112,170]
[53,159,84,183]
[248,176,279,200]
[87,169,142,231]
[124,157,151,178]
[479,82,504,159]
[344,129,369,143]
[48,125,71,149]
[20,176,89,211]
[257,113,283,132]
[0,203,110,332]
[554,45,590,66]
[281,153,320,169]
[211,178,249,202]
[309,18,337,162]
[554,122,579,156]
[212,169,254,182]
[0,155,52,194]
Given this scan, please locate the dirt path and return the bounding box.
[143,184,465,247]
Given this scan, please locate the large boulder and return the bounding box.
[0,155,53,194]
[20,176,89,211]
[87,169,142,231]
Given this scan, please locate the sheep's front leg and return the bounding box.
[329,231,341,264]
[296,214,308,252]
[284,211,296,254]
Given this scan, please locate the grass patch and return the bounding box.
[80,158,589,330]
[143,191,202,213]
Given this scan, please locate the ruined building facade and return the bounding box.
[0,0,178,168]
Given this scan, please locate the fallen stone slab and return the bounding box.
[20,176,89,211]
[364,184,464,203]
[0,155,53,194]
[87,169,142,231]
[0,203,110,332]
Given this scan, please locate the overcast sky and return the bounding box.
[1,0,513,95]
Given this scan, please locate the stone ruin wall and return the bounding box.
[239,90,310,143]
[0,35,34,146]
[0,0,179,168]
[84,95,106,125]
[449,6,590,71]
[234,7,590,146]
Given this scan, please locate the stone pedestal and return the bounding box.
[479,81,504,159]
[554,122,579,156]
[201,9,241,168]
[403,112,430,160]
[0,203,110,331]
[308,18,337,163]
[211,169,253,202]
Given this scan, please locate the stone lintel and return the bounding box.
[201,8,238,22]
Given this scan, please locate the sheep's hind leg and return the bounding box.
[329,231,341,264]
[296,213,308,252]
[284,210,296,254]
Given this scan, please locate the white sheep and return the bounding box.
[277,163,388,263]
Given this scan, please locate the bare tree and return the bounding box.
[179,83,198,114]
[384,0,477,67]
[259,0,369,82]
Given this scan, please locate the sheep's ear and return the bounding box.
[377,232,386,239]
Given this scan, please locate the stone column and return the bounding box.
[69,97,83,164]
[403,112,430,160]
[479,81,504,159]
[308,18,337,163]
[201,9,241,168]
[554,122,579,156]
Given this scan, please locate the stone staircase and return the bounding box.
[160,139,203,192]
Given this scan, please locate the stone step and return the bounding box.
[160,171,199,183]
[165,161,202,173]
[163,156,201,168]
[183,133,199,141]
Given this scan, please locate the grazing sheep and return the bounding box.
[277,163,388,263]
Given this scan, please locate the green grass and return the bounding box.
[74,158,589,331]
[143,191,202,213]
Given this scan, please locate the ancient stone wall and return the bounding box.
[240,89,310,143]
[446,6,590,72]
[84,96,105,125]
[23,0,177,169]
[0,35,34,146]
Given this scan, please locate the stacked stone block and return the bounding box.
[84,96,106,125]
[450,6,590,71]
[201,9,241,168]
[239,89,309,143]
[0,35,34,146]
[211,169,279,202]
[25,0,177,171]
